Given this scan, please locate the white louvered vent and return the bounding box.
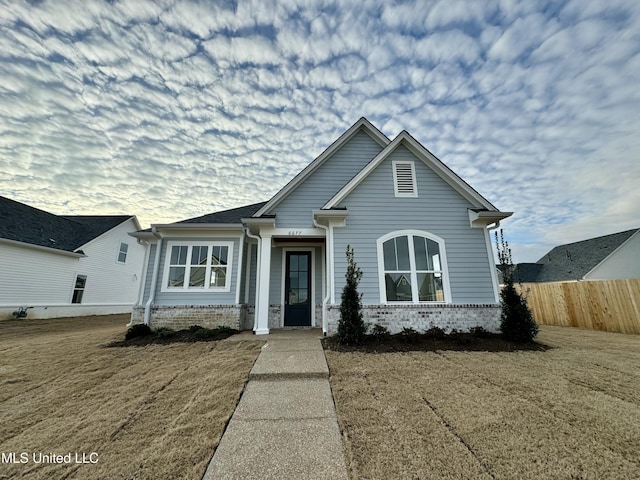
[393,161,418,197]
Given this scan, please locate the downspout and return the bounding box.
[487,221,502,304]
[135,239,151,306]
[244,227,261,332]
[128,238,151,327]
[144,227,163,326]
[313,218,331,336]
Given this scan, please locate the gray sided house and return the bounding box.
[130,118,512,334]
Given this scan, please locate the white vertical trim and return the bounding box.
[255,235,272,335]
[320,243,326,326]
[329,225,336,304]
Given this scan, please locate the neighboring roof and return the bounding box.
[253,117,390,217]
[178,202,268,224]
[497,263,543,283]
[511,228,640,282]
[0,195,134,254]
[323,130,502,212]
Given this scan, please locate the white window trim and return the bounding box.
[376,230,451,304]
[161,240,234,293]
[392,160,418,198]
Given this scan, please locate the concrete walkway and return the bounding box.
[203,330,349,480]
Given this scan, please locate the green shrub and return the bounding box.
[155,327,175,339]
[470,326,491,338]
[496,229,539,343]
[215,326,235,334]
[125,323,151,340]
[369,324,390,341]
[337,245,366,345]
[188,325,205,333]
[193,327,216,339]
[399,327,420,343]
[424,326,446,339]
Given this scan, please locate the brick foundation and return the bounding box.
[326,304,501,334]
[130,305,245,331]
[130,303,501,334]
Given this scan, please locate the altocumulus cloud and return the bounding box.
[1,0,639,262]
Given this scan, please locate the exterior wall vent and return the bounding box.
[392,161,418,197]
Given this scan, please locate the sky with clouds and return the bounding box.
[1,0,639,263]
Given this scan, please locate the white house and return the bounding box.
[0,196,146,319]
[130,118,512,334]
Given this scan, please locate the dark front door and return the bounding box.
[284,251,312,326]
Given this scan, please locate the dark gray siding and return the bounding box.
[333,145,496,304]
[271,130,384,228]
[152,236,242,306]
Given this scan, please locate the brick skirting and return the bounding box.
[326,304,501,334]
[130,305,245,331]
[131,303,501,334]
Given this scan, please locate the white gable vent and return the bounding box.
[392,161,418,197]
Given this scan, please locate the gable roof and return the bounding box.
[513,228,640,282]
[323,130,501,211]
[0,195,134,254]
[253,117,390,217]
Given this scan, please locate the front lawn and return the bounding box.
[0,314,262,480]
[324,326,640,479]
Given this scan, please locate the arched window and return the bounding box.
[376,231,451,303]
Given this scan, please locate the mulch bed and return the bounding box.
[322,332,549,353]
[106,328,239,347]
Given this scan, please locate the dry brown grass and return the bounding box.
[325,326,640,480]
[0,314,262,480]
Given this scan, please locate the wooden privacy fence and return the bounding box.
[516,279,640,335]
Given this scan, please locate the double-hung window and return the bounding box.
[163,241,233,292]
[72,275,87,303]
[377,231,450,303]
[117,242,128,263]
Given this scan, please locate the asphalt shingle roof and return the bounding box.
[510,228,639,282]
[0,196,131,253]
[177,201,268,224]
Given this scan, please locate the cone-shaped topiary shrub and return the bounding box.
[496,229,539,342]
[338,245,366,345]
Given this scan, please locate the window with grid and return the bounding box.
[378,232,448,303]
[163,242,232,291]
[117,242,129,263]
[72,275,87,303]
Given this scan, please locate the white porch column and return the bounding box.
[255,233,272,335]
